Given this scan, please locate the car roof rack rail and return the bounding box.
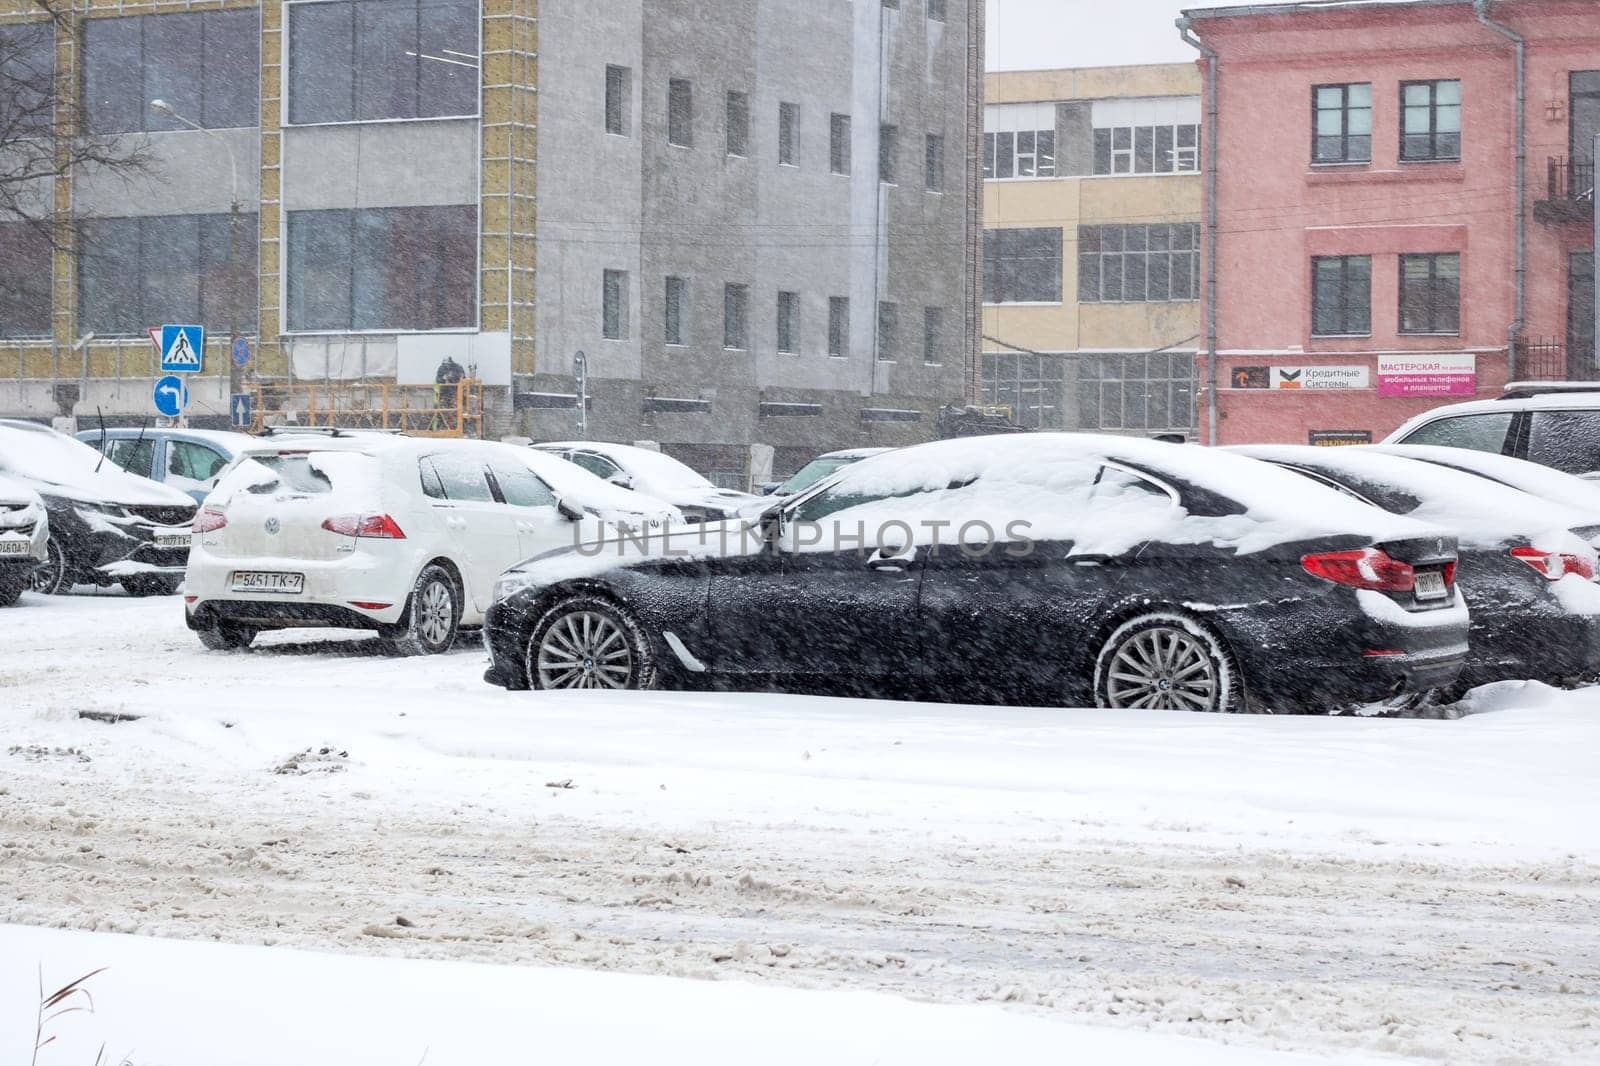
[1498,381,1600,400]
[258,425,407,437]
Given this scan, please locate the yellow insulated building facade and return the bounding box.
[981,63,1202,438]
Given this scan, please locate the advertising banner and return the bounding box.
[1376,354,1476,398]
[1271,366,1369,390]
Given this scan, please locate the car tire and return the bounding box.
[1093,611,1242,713]
[30,539,71,596]
[197,621,257,651]
[383,564,461,656]
[0,572,26,607]
[524,594,657,691]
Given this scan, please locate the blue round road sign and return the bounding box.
[231,335,251,368]
[153,375,189,417]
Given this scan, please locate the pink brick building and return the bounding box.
[1181,0,1600,445]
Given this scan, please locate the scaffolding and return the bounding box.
[246,378,484,438]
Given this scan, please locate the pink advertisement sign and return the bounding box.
[1376,354,1476,398]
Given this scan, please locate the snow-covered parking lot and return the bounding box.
[3,591,1598,1064]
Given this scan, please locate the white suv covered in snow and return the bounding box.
[0,473,48,606]
[184,433,680,654]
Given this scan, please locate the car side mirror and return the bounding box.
[759,482,780,496]
[556,496,585,522]
[609,472,634,490]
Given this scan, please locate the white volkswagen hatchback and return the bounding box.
[184,433,679,654]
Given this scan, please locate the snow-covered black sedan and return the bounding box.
[483,435,1469,712]
[1233,445,1600,692]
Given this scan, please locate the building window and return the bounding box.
[778,101,799,166]
[1078,352,1196,433]
[726,91,749,156]
[925,133,944,192]
[777,291,799,354]
[878,123,897,183]
[1399,253,1461,334]
[828,296,849,357]
[1311,256,1371,336]
[668,78,693,147]
[723,282,748,349]
[1,22,54,137]
[926,0,946,21]
[605,65,630,136]
[830,113,851,174]
[1400,79,1461,161]
[981,353,1065,429]
[85,10,258,134]
[665,276,688,346]
[79,213,259,336]
[1090,98,1200,175]
[286,205,476,331]
[984,227,1063,304]
[922,307,942,365]
[1077,223,1198,303]
[602,269,629,340]
[286,0,476,126]
[876,301,897,361]
[1313,83,1371,164]
[983,102,1055,180]
[1570,252,1594,371]
[0,223,52,339]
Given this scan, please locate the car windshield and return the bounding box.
[778,456,861,495]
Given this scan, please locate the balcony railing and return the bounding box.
[1515,337,1600,382]
[1535,158,1596,224]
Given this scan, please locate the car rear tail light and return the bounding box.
[321,513,406,539]
[1441,560,1458,586]
[193,508,227,533]
[1510,546,1597,581]
[1301,548,1415,592]
[349,601,393,611]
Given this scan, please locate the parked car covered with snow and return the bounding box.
[0,419,197,597]
[1382,389,1600,479]
[184,435,680,654]
[1369,443,1600,518]
[751,447,893,502]
[1233,445,1600,691]
[77,427,256,503]
[533,441,758,522]
[0,473,48,606]
[484,434,1468,712]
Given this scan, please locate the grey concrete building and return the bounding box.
[0,0,982,487]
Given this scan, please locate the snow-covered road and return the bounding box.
[2,592,1598,1064]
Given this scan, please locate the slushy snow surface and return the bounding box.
[2,593,1598,1064]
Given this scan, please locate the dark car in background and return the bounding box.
[1233,445,1600,692]
[0,420,197,596]
[485,435,1468,713]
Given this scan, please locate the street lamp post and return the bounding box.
[150,99,245,413]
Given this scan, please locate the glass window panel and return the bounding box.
[1093,128,1111,174]
[1348,106,1372,136]
[995,130,1014,179]
[1148,379,1170,429]
[1437,104,1461,134]
[1036,130,1055,175]
[1437,131,1460,157]
[1134,126,1154,172]
[1155,125,1174,171]
[1349,83,1372,107]
[1177,124,1197,148]
[1316,86,1343,109]
[1350,134,1372,160]
[355,0,418,121]
[1149,225,1170,252]
[1077,252,1100,302]
[199,212,259,333]
[141,214,201,326]
[1016,130,1034,178]
[1102,255,1123,300]
[203,10,259,129]
[287,208,353,330]
[1404,83,1432,106]
[68,29,116,140]
[1171,252,1193,300]
[1101,381,1123,429]
[1124,226,1148,252]
[1404,106,1431,134]
[1316,109,1343,136]
[1113,127,1131,149]
[419,0,478,118]
[1435,80,1460,105]
[289,2,354,123]
[1148,254,1169,301]
[144,13,203,133]
[1124,378,1147,430]
[1,22,54,137]
[0,223,52,338]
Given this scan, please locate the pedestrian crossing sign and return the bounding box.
[160,324,204,374]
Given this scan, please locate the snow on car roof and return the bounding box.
[0,421,195,505]
[822,433,1436,553]
[493,443,679,518]
[537,440,714,491]
[1369,443,1600,518]
[818,447,893,460]
[1231,444,1596,547]
[1385,391,1600,443]
[80,427,258,452]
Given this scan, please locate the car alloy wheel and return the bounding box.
[1096,613,1238,713]
[30,540,68,596]
[417,578,455,647]
[536,610,634,689]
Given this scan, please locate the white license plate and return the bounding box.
[1414,570,1448,601]
[155,532,192,549]
[231,571,304,594]
[0,539,29,556]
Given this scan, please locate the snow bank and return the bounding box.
[0,925,1394,1066]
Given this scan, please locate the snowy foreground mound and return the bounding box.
[2,595,1597,1064]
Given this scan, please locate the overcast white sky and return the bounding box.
[985,0,1261,71]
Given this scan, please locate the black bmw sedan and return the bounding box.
[483,435,1469,712]
[1232,444,1600,692]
